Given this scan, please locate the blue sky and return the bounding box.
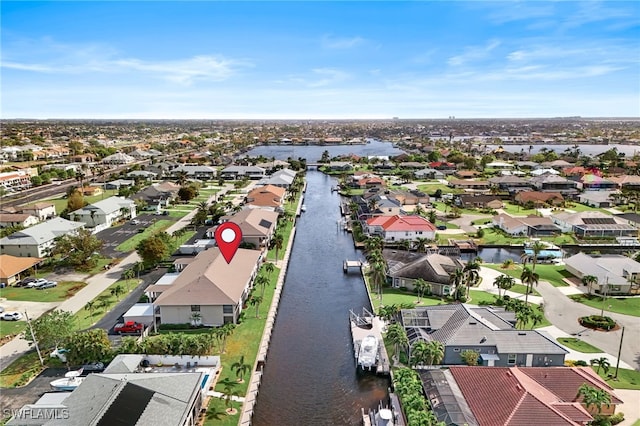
[2,1,639,119]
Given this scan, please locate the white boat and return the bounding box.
[301,204,307,212]
[358,335,379,370]
[50,369,83,391]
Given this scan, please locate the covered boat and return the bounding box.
[50,369,83,391]
[358,335,379,370]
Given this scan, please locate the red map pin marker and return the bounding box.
[215,222,243,264]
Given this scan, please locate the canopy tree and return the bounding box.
[52,229,103,270]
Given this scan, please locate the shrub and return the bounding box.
[579,315,616,330]
[574,360,588,366]
[158,323,192,331]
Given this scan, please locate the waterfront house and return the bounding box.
[551,211,636,238]
[384,249,464,296]
[154,247,262,326]
[365,215,436,242]
[262,168,296,188]
[0,217,85,257]
[211,208,279,249]
[492,213,560,236]
[69,196,136,233]
[400,304,568,367]
[387,189,430,206]
[327,161,353,171]
[245,184,286,209]
[564,253,640,295]
[420,367,622,426]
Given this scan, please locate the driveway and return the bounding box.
[97,213,175,258]
[0,368,68,413]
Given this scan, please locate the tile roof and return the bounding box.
[448,366,621,426]
[0,254,42,279]
[226,208,278,238]
[366,215,436,231]
[246,184,286,207]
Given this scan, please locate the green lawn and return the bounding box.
[204,399,242,426]
[44,189,121,214]
[500,202,538,216]
[371,287,447,312]
[569,294,640,317]
[594,367,640,390]
[74,279,141,330]
[416,183,462,195]
[557,337,603,353]
[115,219,174,252]
[0,281,86,302]
[0,320,26,340]
[484,263,571,287]
[509,284,541,297]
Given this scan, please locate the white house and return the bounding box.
[70,196,136,233]
[0,217,85,257]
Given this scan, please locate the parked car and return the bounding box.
[36,281,58,290]
[130,219,140,225]
[114,321,144,334]
[1,312,23,321]
[15,277,37,287]
[26,278,48,288]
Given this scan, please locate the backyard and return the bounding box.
[484,263,572,288]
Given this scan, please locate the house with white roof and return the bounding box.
[69,196,136,233]
[564,253,640,295]
[101,152,135,165]
[0,217,85,257]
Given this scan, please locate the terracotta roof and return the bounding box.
[0,254,43,279]
[515,191,564,203]
[366,215,436,232]
[448,366,622,426]
[246,184,286,207]
[226,208,278,238]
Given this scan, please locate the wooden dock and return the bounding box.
[349,309,391,376]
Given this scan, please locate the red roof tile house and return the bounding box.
[420,367,622,426]
[365,215,436,242]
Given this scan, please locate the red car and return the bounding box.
[113,321,144,334]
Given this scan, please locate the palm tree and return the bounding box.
[520,266,540,304]
[264,262,275,279]
[110,284,124,301]
[249,294,263,318]
[427,340,445,365]
[427,209,437,224]
[529,240,546,272]
[414,237,430,253]
[399,239,411,251]
[255,275,269,297]
[85,301,96,317]
[175,171,189,186]
[590,357,611,375]
[413,278,430,303]
[190,311,202,327]
[231,355,251,383]
[385,323,409,364]
[370,259,387,301]
[364,236,384,253]
[272,232,284,261]
[463,261,481,299]
[493,274,515,299]
[576,383,611,415]
[581,274,598,296]
[410,340,430,368]
[449,268,465,299]
[378,304,400,323]
[219,377,240,414]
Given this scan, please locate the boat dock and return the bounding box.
[349,309,390,376]
[344,260,363,273]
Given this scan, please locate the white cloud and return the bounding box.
[448,39,501,66]
[1,38,250,85]
[308,68,350,87]
[321,35,365,49]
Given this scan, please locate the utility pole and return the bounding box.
[600,276,609,317]
[614,327,625,379]
[24,311,44,366]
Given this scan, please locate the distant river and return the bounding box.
[489,144,640,157]
[243,139,404,161]
[252,170,389,425]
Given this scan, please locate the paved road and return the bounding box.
[0,368,68,414]
[536,281,640,370]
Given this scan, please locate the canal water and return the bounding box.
[252,170,389,425]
